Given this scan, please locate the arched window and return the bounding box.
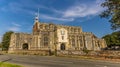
[22,43,28,50]
[44,37,49,46]
[71,28,73,33]
[72,39,75,47]
[61,30,65,35]
[61,43,65,50]
[80,39,83,47]
[61,36,64,40]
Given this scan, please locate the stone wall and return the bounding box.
[98,50,120,59]
[57,50,120,59]
[9,50,50,55]
[57,50,91,56]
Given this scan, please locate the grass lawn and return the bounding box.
[0,62,23,67]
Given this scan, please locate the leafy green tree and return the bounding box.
[1,31,14,51]
[0,43,2,48]
[100,0,120,30]
[102,31,120,46]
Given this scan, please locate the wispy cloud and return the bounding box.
[8,27,20,32]
[7,22,21,32]
[12,22,21,27]
[0,1,70,22]
[41,14,74,21]
[0,2,36,15]
[63,0,104,18]
[38,0,105,21]
[0,0,104,22]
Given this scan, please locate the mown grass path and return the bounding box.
[0,62,23,67]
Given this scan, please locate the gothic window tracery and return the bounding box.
[44,36,49,47]
[72,39,75,47]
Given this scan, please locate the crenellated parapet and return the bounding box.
[33,21,83,35]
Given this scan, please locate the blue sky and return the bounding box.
[0,0,113,42]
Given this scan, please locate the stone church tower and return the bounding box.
[8,13,107,55]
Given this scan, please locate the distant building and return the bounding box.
[8,13,107,54]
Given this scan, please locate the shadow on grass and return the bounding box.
[0,58,12,66]
[1,58,12,62]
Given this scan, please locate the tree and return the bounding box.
[1,31,14,51]
[100,0,120,30]
[102,31,120,46]
[0,43,2,48]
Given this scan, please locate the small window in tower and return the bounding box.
[61,30,65,35]
[62,36,64,40]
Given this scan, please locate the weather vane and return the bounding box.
[35,8,39,22]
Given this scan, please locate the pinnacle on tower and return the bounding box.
[35,8,39,22]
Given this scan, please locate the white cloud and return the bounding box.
[37,0,105,21]
[12,22,21,27]
[6,22,21,32]
[0,0,104,22]
[41,14,74,21]
[0,2,36,15]
[1,2,70,22]
[8,27,20,32]
[63,0,104,18]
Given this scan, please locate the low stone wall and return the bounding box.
[57,50,86,56]
[57,50,99,56]
[9,50,50,55]
[98,50,120,59]
[0,51,8,54]
[8,50,120,59]
[100,50,120,56]
[57,50,120,59]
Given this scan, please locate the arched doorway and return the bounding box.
[22,43,28,50]
[61,43,65,50]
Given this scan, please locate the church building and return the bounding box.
[8,13,107,55]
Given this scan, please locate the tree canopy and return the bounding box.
[0,43,2,48]
[1,31,14,51]
[100,0,120,30]
[102,31,120,46]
